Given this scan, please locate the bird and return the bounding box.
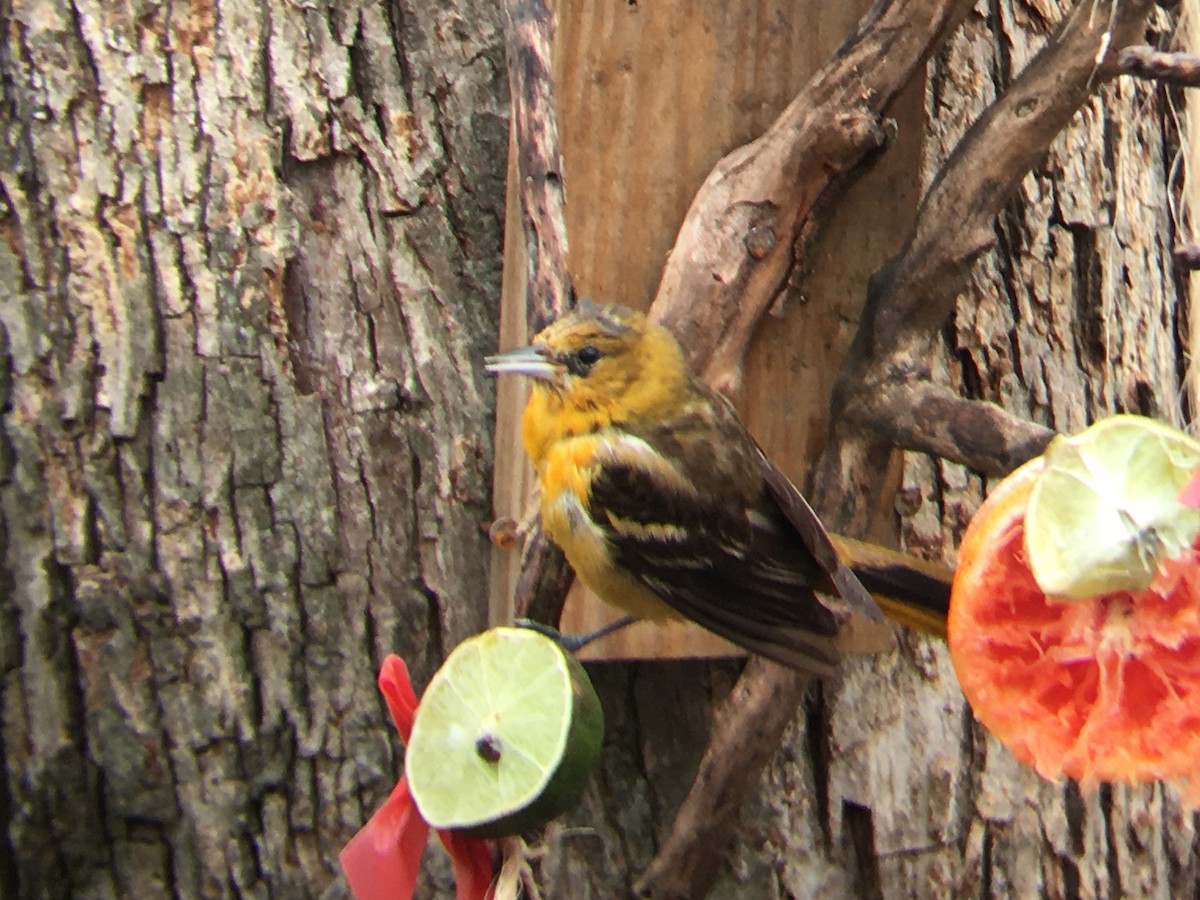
[486,299,953,677]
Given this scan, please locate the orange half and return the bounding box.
[949,459,1200,801]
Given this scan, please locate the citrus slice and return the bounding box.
[405,627,604,837]
[1024,415,1200,599]
[949,456,1200,800]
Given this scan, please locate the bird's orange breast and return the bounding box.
[532,428,680,622]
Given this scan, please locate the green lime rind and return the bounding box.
[1024,415,1200,599]
[405,627,603,838]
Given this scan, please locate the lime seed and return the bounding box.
[476,734,502,763]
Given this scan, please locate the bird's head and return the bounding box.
[486,300,690,427]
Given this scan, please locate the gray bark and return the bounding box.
[0,0,506,896]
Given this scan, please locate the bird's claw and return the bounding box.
[512,616,636,653]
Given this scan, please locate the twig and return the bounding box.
[501,0,576,625]
[857,381,1056,476]
[1120,46,1200,87]
[1175,243,1200,270]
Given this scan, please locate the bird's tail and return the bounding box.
[830,535,953,639]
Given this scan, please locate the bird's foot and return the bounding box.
[513,615,637,653]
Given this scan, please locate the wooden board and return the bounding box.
[1186,3,1200,421]
[490,0,925,661]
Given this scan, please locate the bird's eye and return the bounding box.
[576,346,602,366]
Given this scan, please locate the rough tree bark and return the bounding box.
[0,0,506,896]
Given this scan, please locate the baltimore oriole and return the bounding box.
[487,300,952,676]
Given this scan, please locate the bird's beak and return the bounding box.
[484,344,560,382]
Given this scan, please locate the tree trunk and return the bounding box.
[0,1,506,896]
[4,1,1198,899]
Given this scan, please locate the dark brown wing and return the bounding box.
[585,398,888,675]
[756,455,886,622]
[585,457,842,675]
[687,382,889,627]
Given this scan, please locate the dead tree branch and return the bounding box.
[500,0,1154,895]
[638,2,1156,898]
[501,0,572,333]
[1120,45,1200,86]
[634,0,974,895]
[634,658,808,897]
[861,382,1055,476]
[819,0,1155,525]
[647,0,973,394]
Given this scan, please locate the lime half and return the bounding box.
[405,627,604,837]
[1024,415,1200,599]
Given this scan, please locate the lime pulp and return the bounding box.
[405,627,604,837]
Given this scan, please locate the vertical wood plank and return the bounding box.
[1183,3,1200,424]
